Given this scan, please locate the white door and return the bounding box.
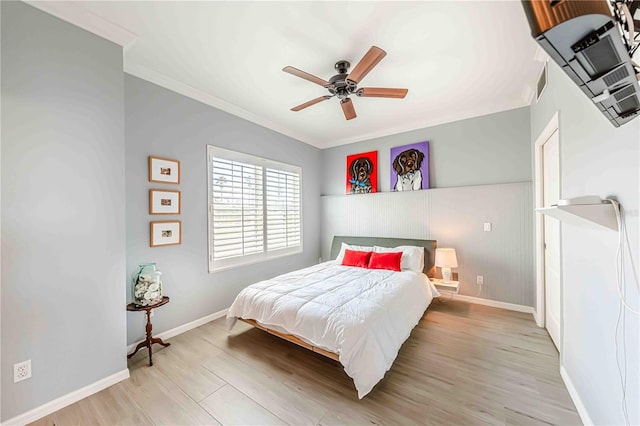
[542,129,561,351]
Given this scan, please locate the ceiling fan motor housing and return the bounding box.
[329,61,357,99]
[334,60,350,73]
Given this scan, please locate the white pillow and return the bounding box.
[335,242,374,263]
[373,245,424,272]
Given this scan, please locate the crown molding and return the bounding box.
[124,61,323,148]
[125,60,531,150]
[22,0,537,150]
[23,1,138,48]
[321,99,532,149]
[125,61,532,149]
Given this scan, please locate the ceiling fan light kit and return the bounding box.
[340,98,357,120]
[283,46,408,120]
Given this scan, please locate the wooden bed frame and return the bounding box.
[239,318,340,361]
[237,236,437,362]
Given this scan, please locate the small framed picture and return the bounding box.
[149,189,181,215]
[149,156,180,184]
[150,220,182,247]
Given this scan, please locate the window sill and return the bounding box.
[209,247,303,273]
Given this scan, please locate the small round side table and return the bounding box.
[126,296,170,366]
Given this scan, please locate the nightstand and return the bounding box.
[431,279,460,295]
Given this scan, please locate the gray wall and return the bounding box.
[125,75,322,345]
[531,61,639,425]
[321,106,531,195]
[1,2,126,421]
[321,182,534,306]
[319,106,534,308]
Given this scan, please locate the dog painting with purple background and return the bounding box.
[390,141,429,191]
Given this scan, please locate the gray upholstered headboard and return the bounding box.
[330,236,437,277]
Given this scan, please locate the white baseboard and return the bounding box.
[560,365,593,426]
[3,308,229,425]
[2,369,130,426]
[533,309,545,327]
[127,307,228,353]
[451,293,536,315]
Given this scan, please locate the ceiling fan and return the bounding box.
[283,46,408,120]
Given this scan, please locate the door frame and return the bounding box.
[533,112,563,343]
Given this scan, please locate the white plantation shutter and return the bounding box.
[211,158,264,259]
[266,168,301,250]
[208,146,302,271]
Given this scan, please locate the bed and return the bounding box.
[227,236,439,398]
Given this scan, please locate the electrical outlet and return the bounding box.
[14,360,32,383]
[476,275,484,285]
[483,222,492,232]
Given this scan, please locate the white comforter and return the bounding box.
[227,261,439,398]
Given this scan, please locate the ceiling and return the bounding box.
[30,1,543,149]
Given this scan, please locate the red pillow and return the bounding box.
[368,251,402,271]
[341,249,373,268]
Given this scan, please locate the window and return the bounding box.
[208,146,302,271]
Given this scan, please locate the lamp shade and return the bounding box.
[434,248,458,268]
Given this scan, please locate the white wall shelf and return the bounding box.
[536,202,618,231]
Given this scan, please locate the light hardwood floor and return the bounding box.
[31,300,580,425]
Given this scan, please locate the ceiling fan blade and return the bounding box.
[291,95,332,111]
[346,46,387,84]
[356,87,408,98]
[283,66,329,87]
[341,98,357,120]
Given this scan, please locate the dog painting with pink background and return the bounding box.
[390,141,429,191]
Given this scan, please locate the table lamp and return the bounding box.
[435,248,458,282]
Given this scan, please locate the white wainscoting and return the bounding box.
[321,182,535,307]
